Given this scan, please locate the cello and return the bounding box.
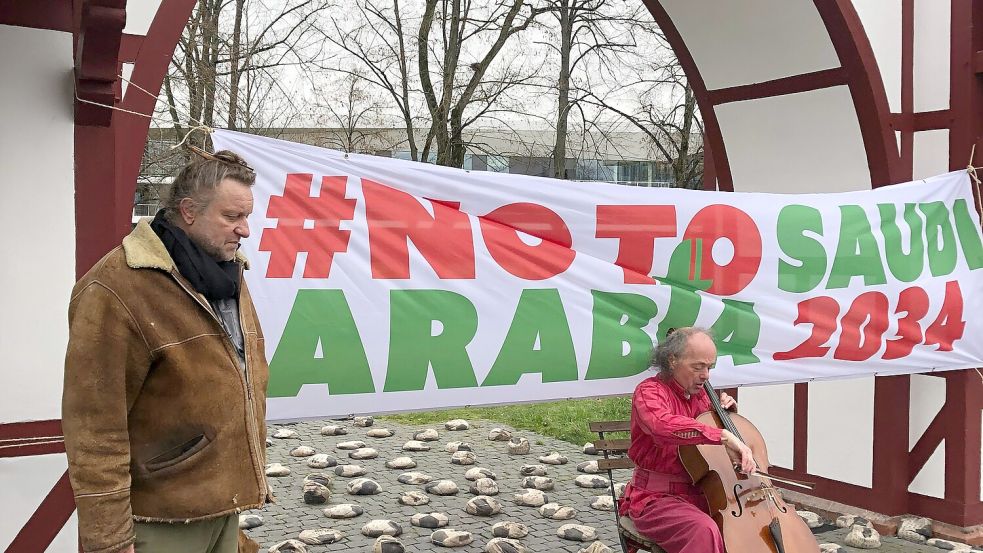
[679,382,820,553]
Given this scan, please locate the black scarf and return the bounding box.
[150,210,240,301]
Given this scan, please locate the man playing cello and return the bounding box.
[620,327,757,553]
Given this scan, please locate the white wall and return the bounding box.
[123,0,164,36]
[0,24,77,553]
[907,374,947,498]
[0,25,76,424]
[738,383,795,469]
[808,378,875,487]
[851,0,902,114]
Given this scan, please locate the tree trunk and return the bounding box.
[227,0,245,129]
[552,0,572,179]
[673,85,696,188]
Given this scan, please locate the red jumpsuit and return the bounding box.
[619,375,726,553]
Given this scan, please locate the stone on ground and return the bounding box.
[797,510,823,529]
[590,496,614,511]
[897,517,933,543]
[469,477,499,495]
[425,479,460,495]
[411,512,450,528]
[385,456,416,469]
[514,489,548,507]
[265,463,290,477]
[491,521,529,539]
[373,536,405,553]
[398,490,430,506]
[464,467,496,481]
[557,524,599,542]
[297,529,343,545]
[320,425,347,436]
[268,540,306,552]
[844,524,881,549]
[334,464,367,477]
[507,437,530,455]
[397,471,433,484]
[431,529,474,547]
[322,504,363,519]
[289,446,315,457]
[239,514,263,529]
[486,538,530,553]
[445,419,470,430]
[361,519,402,537]
[465,495,502,516]
[353,416,374,427]
[539,502,576,520]
[488,428,512,441]
[347,477,381,495]
[306,454,337,469]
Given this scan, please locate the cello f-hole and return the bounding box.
[731,483,744,517]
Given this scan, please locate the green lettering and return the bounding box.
[709,299,761,365]
[384,290,479,391]
[655,239,710,340]
[920,202,957,277]
[952,199,983,270]
[482,289,577,386]
[827,205,886,289]
[879,203,924,282]
[268,290,374,397]
[777,205,827,292]
[585,291,658,380]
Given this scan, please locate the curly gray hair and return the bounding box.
[651,327,714,374]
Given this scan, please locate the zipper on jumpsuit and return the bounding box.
[169,268,267,504]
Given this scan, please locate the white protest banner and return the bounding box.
[211,129,983,420]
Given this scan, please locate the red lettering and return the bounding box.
[683,205,762,296]
[883,286,930,360]
[773,296,840,360]
[479,203,576,280]
[834,291,889,361]
[362,179,474,279]
[595,205,677,284]
[260,174,355,278]
[924,280,966,351]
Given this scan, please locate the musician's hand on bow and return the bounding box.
[721,430,757,475]
[719,392,738,412]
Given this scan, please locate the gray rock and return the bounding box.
[320,425,347,436]
[521,476,554,491]
[272,428,299,439]
[336,440,366,450]
[411,512,450,528]
[614,482,626,498]
[397,471,433,484]
[414,429,440,441]
[465,495,502,516]
[844,524,881,549]
[575,475,610,488]
[464,467,497,481]
[239,514,263,529]
[898,517,933,543]
[926,538,970,550]
[445,441,473,453]
[469,477,499,496]
[307,454,337,469]
[582,443,599,455]
[334,464,368,477]
[297,529,343,545]
[398,490,430,506]
[578,542,613,553]
[361,520,402,537]
[266,437,273,448]
[302,481,330,505]
[353,416,374,427]
[445,419,470,431]
[514,489,548,507]
[519,464,547,477]
[491,521,529,539]
[539,502,576,520]
[576,460,600,474]
[797,510,824,529]
[819,545,846,553]
[366,428,395,438]
[425,480,460,495]
[836,515,873,528]
[507,437,530,455]
[289,446,316,457]
[539,452,569,465]
[431,529,474,547]
[403,440,432,451]
[373,536,405,553]
[322,504,363,519]
[303,473,333,487]
[347,477,381,495]
[486,538,531,553]
[590,496,614,511]
[557,524,599,542]
[350,447,379,460]
[265,463,291,477]
[268,539,307,553]
[385,456,417,469]
[451,451,477,465]
[488,428,513,441]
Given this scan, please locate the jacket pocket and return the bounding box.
[145,434,211,473]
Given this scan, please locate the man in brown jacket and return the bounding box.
[63,150,269,553]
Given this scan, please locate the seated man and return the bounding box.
[619,327,756,553]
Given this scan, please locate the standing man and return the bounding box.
[620,327,756,553]
[63,150,269,553]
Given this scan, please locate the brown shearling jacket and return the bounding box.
[62,220,270,553]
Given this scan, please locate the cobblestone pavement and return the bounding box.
[243,418,969,552]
